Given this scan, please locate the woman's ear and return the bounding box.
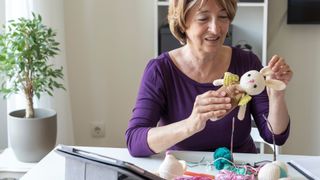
[260,66,273,76]
[265,79,286,91]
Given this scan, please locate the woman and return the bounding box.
[126,0,293,157]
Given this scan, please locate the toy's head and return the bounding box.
[239,67,286,96]
[240,70,266,95]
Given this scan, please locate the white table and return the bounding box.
[0,148,36,179]
[21,145,315,180]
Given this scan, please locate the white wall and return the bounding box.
[268,0,320,155]
[64,0,154,147]
[31,0,75,145]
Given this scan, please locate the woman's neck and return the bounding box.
[169,45,232,83]
[180,45,230,82]
[182,45,218,67]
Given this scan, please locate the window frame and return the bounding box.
[0,0,8,150]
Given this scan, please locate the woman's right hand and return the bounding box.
[186,90,232,134]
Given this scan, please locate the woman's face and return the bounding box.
[185,0,230,55]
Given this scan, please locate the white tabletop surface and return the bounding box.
[0,148,36,179]
[21,145,316,180]
[0,148,36,172]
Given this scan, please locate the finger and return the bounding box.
[209,90,228,97]
[268,55,280,67]
[274,76,289,84]
[196,90,230,106]
[275,73,293,83]
[208,110,228,121]
[200,90,225,98]
[197,96,231,106]
[272,57,285,72]
[226,85,244,94]
[196,103,232,113]
[275,63,292,77]
[274,73,293,85]
[280,62,289,69]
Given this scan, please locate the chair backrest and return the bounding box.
[250,127,280,154]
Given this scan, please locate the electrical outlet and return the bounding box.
[90,121,105,137]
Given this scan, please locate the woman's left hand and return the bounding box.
[268,55,293,85]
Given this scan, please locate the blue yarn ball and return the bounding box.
[213,147,233,170]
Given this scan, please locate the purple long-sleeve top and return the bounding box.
[126,47,290,157]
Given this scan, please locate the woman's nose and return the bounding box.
[208,19,220,34]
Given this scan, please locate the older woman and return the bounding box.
[126,0,293,157]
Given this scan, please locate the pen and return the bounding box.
[287,162,314,180]
[184,171,215,179]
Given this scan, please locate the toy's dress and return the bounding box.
[220,72,252,107]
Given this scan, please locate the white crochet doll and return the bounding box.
[213,66,286,120]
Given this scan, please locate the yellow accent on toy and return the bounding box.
[238,94,252,106]
[223,72,239,86]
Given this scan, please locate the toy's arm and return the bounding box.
[213,79,224,86]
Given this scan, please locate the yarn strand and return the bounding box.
[213,157,259,174]
[230,117,235,156]
[186,156,205,167]
[262,114,277,161]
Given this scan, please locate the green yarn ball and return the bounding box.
[235,167,247,175]
[213,147,233,170]
[279,166,288,178]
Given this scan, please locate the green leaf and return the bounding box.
[0,12,66,110]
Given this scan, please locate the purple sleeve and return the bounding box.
[249,54,290,145]
[251,90,290,145]
[125,60,166,157]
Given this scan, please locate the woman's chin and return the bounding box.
[202,45,222,54]
[207,40,224,46]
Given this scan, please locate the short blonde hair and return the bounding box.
[168,0,237,45]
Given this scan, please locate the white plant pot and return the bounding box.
[8,108,57,162]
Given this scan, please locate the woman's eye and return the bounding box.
[247,74,251,77]
[219,16,228,19]
[197,17,208,22]
[253,84,257,88]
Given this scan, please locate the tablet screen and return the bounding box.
[56,145,164,180]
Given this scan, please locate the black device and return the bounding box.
[158,24,233,55]
[287,0,320,24]
[56,146,164,180]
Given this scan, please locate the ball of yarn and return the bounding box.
[216,170,255,180]
[213,147,233,170]
[258,163,280,180]
[272,161,288,178]
[175,177,213,180]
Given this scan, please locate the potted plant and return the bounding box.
[0,13,65,162]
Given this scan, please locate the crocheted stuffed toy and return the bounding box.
[158,151,187,179]
[213,66,286,120]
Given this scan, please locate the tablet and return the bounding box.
[56,145,164,180]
